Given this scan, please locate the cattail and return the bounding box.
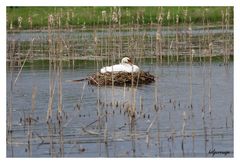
[126,8,130,17]
[71,10,75,18]
[66,11,70,21]
[118,7,122,20]
[82,22,86,30]
[48,14,54,26]
[157,13,163,23]
[94,30,98,44]
[167,10,171,21]
[102,10,107,22]
[156,32,161,41]
[10,21,13,30]
[183,8,188,19]
[176,14,179,23]
[112,11,118,23]
[28,16,32,29]
[17,16,23,28]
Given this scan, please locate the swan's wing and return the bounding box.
[100,64,139,73]
[123,64,140,72]
[100,64,124,73]
[132,65,140,72]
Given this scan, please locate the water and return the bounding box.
[6,61,233,157]
[7,26,233,61]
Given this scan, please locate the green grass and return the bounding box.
[7,6,233,30]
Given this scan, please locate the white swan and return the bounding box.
[100,57,140,73]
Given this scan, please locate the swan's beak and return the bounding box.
[128,59,133,65]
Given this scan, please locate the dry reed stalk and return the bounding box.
[223,7,231,65]
[156,107,161,156]
[201,54,208,156]
[175,14,179,62]
[129,114,136,157]
[153,67,161,156]
[57,15,65,157]
[57,61,63,115]
[57,37,63,116]
[26,85,37,157]
[188,19,197,155]
[150,21,154,63]
[156,8,163,63]
[13,38,35,87]
[47,121,55,157]
[183,8,188,63]
[47,14,55,121]
[203,9,213,117]
[188,18,193,112]
[207,41,215,151]
[220,8,228,65]
[156,26,162,63]
[208,42,213,115]
[130,86,137,119]
[46,14,65,120]
[104,122,109,157]
[146,113,158,148]
[58,117,64,157]
[167,10,171,64]
[46,67,56,121]
[7,40,15,157]
[139,95,143,116]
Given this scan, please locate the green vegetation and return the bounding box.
[7,6,233,30]
[6,55,233,71]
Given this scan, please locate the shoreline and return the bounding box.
[6,55,234,69]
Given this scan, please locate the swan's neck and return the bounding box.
[122,62,132,66]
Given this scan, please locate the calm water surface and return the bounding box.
[7,62,233,157]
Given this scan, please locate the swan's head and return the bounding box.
[121,57,132,65]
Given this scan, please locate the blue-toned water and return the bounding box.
[6,62,233,157]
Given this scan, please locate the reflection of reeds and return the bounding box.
[181,111,187,157]
[27,113,33,157]
[31,86,37,113]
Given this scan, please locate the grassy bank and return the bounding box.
[7,6,233,30]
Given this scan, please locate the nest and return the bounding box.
[88,71,155,86]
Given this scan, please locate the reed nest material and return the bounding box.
[88,71,155,86]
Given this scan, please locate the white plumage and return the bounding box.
[100,57,140,73]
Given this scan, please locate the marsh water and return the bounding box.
[7,61,233,157]
[7,25,233,157]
